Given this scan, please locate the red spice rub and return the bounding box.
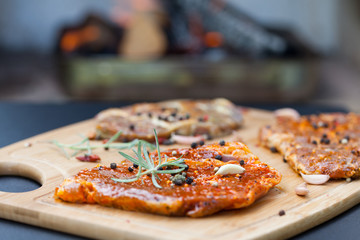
[259,112,360,179]
[55,142,281,217]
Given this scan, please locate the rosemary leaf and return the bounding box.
[112,129,186,189]
[118,152,142,167]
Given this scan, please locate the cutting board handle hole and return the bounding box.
[0,162,43,192]
[0,175,41,193]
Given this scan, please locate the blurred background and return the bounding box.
[0,0,359,111]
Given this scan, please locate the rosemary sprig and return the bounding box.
[46,130,155,158]
[112,130,187,188]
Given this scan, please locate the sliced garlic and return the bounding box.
[295,182,309,196]
[215,164,245,176]
[300,173,330,185]
[274,108,300,120]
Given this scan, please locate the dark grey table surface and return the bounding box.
[0,102,359,240]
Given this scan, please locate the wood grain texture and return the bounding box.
[0,108,358,240]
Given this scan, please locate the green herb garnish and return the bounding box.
[47,130,155,158]
[112,129,187,188]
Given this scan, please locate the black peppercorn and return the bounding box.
[279,210,286,216]
[128,166,134,172]
[321,138,330,144]
[240,160,245,165]
[184,164,189,171]
[219,140,225,146]
[215,155,222,160]
[191,142,198,148]
[110,163,117,169]
[283,158,287,163]
[133,163,139,168]
[311,140,317,145]
[129,124,135,131]
[104,146,109,151]
[270,147,278,153]
[185,177,193,184]
[199,140,205,146]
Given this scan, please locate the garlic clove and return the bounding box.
[215,164,245,176]
[295,182,309,196]
[274,108,300,120]
[171,134,205,145]
[220,154,239,162]
[300,173,330,185]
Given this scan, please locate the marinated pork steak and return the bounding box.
[94,98,243,142]
[259,112,360,179]
[55,141,281,217]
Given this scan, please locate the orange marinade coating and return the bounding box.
[259,113,360,178]
[55,142,281,217]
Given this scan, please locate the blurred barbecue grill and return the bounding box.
[55,0,319,102]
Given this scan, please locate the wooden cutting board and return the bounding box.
[0,108,359,240]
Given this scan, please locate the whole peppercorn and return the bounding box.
[185,177,194,184]
[184,164,189,171]
[128,166,134,172]
[172,174,186,186]
[311,140,317,145]
[191,142,198,148]
[239,160,245,165]
[110,163,117,169]
[129,124,135,131]
[219,140,226,146]
[283,158,287,163]
[215,155,222,160]
[199,140,205,146]
[279,210,286,216]
[270,147,278,153]
[133,163,139,168]
[321,138,330,144]
[174,179,184,186]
